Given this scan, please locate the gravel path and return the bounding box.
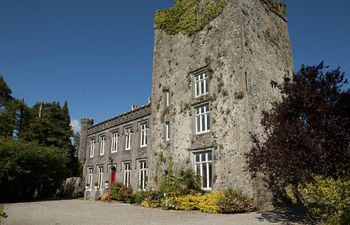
[2,200,307,225]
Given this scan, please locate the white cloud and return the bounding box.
[70,119,81,134]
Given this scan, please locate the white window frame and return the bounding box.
[165,91,170,107]
[194,72,208,98]
[111,132,118,153]
[138,160,147,191]
[90,139,95,158]
[99,136,105,156]
[193,150,213,190]
[97,165,104,191]
[165,122,170,141]
[123,162,131,187]
[195,104,210,134]
[125,128,131,150]
[140,123,148,147]
[88,167,93,190]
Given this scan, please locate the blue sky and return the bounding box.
[1,0,349,133]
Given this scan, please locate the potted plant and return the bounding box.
[94,182,99,191]
[105,180,109,189]
[85,183,90,190]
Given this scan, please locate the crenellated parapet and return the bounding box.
[87,104,151,135]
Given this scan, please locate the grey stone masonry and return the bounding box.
[148,0,293,208]
[80,104,151,196]
[80,0,293,208]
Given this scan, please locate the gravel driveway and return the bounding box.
[2,200,308,225]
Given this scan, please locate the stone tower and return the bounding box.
[78,118,94,177]
[148,0,293,207]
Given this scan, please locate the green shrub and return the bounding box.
[175,194,201,211]
[131,191,147,204]
[161,195,178,210]
[140,190,164,208]
[303,176,350,225]
[110,183,133,202]
[217,189,256,214]
[0,139,69,202]
[198,192,225,213]
[160,168,202,196]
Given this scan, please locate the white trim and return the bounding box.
[89,139,95,158]
[193,150,213,190]
[194,72,208,98]
[88,167,93,191]
[195,104,210,134]
[140,123,148,147]
[97,165,104,191]
[99,136,105,156]
[111,132,118,153]
[165,122,170,141]
[125,128,131,150]
[138,160,147,191]
[165,91,170,107]
[122,162,131,187]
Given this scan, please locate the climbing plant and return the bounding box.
[154,0,227,35]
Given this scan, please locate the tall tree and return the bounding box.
[246,63,350,193]
[21,101,79,176]
[0,76,17,138]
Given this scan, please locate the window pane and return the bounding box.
[208,163,212,188]
[202,163,207,188]
[201,153,206,162]
[207,152,213,161]
[207,114,210,130]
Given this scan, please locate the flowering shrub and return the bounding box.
[303,176,350,225]
[217,189,257,214]
[175,194,202,211]
[110,182,133,202]
[140,190,164,208]
[158,191,255,214]
[101,192,111,202]
[198,192,225,213]
[161,196,178,210]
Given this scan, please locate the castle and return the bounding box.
[78,0,293,207]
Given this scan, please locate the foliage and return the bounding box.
[0,203,7,221]
[0,138,69,202]
[145,190,255,214]
[303,176,350,225]
[246,63,350,195]
[0,76,80,178]
[259,0,286,18]
[110,183,133,202]
[160,168,202,196]
[101,192,112,202]
[131,191,146,204]
[154,0,227,35]
[218,189,257,214]
[139,190,164,208]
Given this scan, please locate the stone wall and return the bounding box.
[83,105,151,193]
[149,0,293,207]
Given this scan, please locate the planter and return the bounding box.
[105,182,109,189]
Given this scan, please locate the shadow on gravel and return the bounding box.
[257,208,315,225]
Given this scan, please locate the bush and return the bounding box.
[160,168,202,196]
[101,192,111,202]
[110,183,133,202]
[0,139,69,202]
[218,189,256,214]
[198,192,225,213]
[131,191,146,204]
[140,190,164,208]
[303,176,350,225]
